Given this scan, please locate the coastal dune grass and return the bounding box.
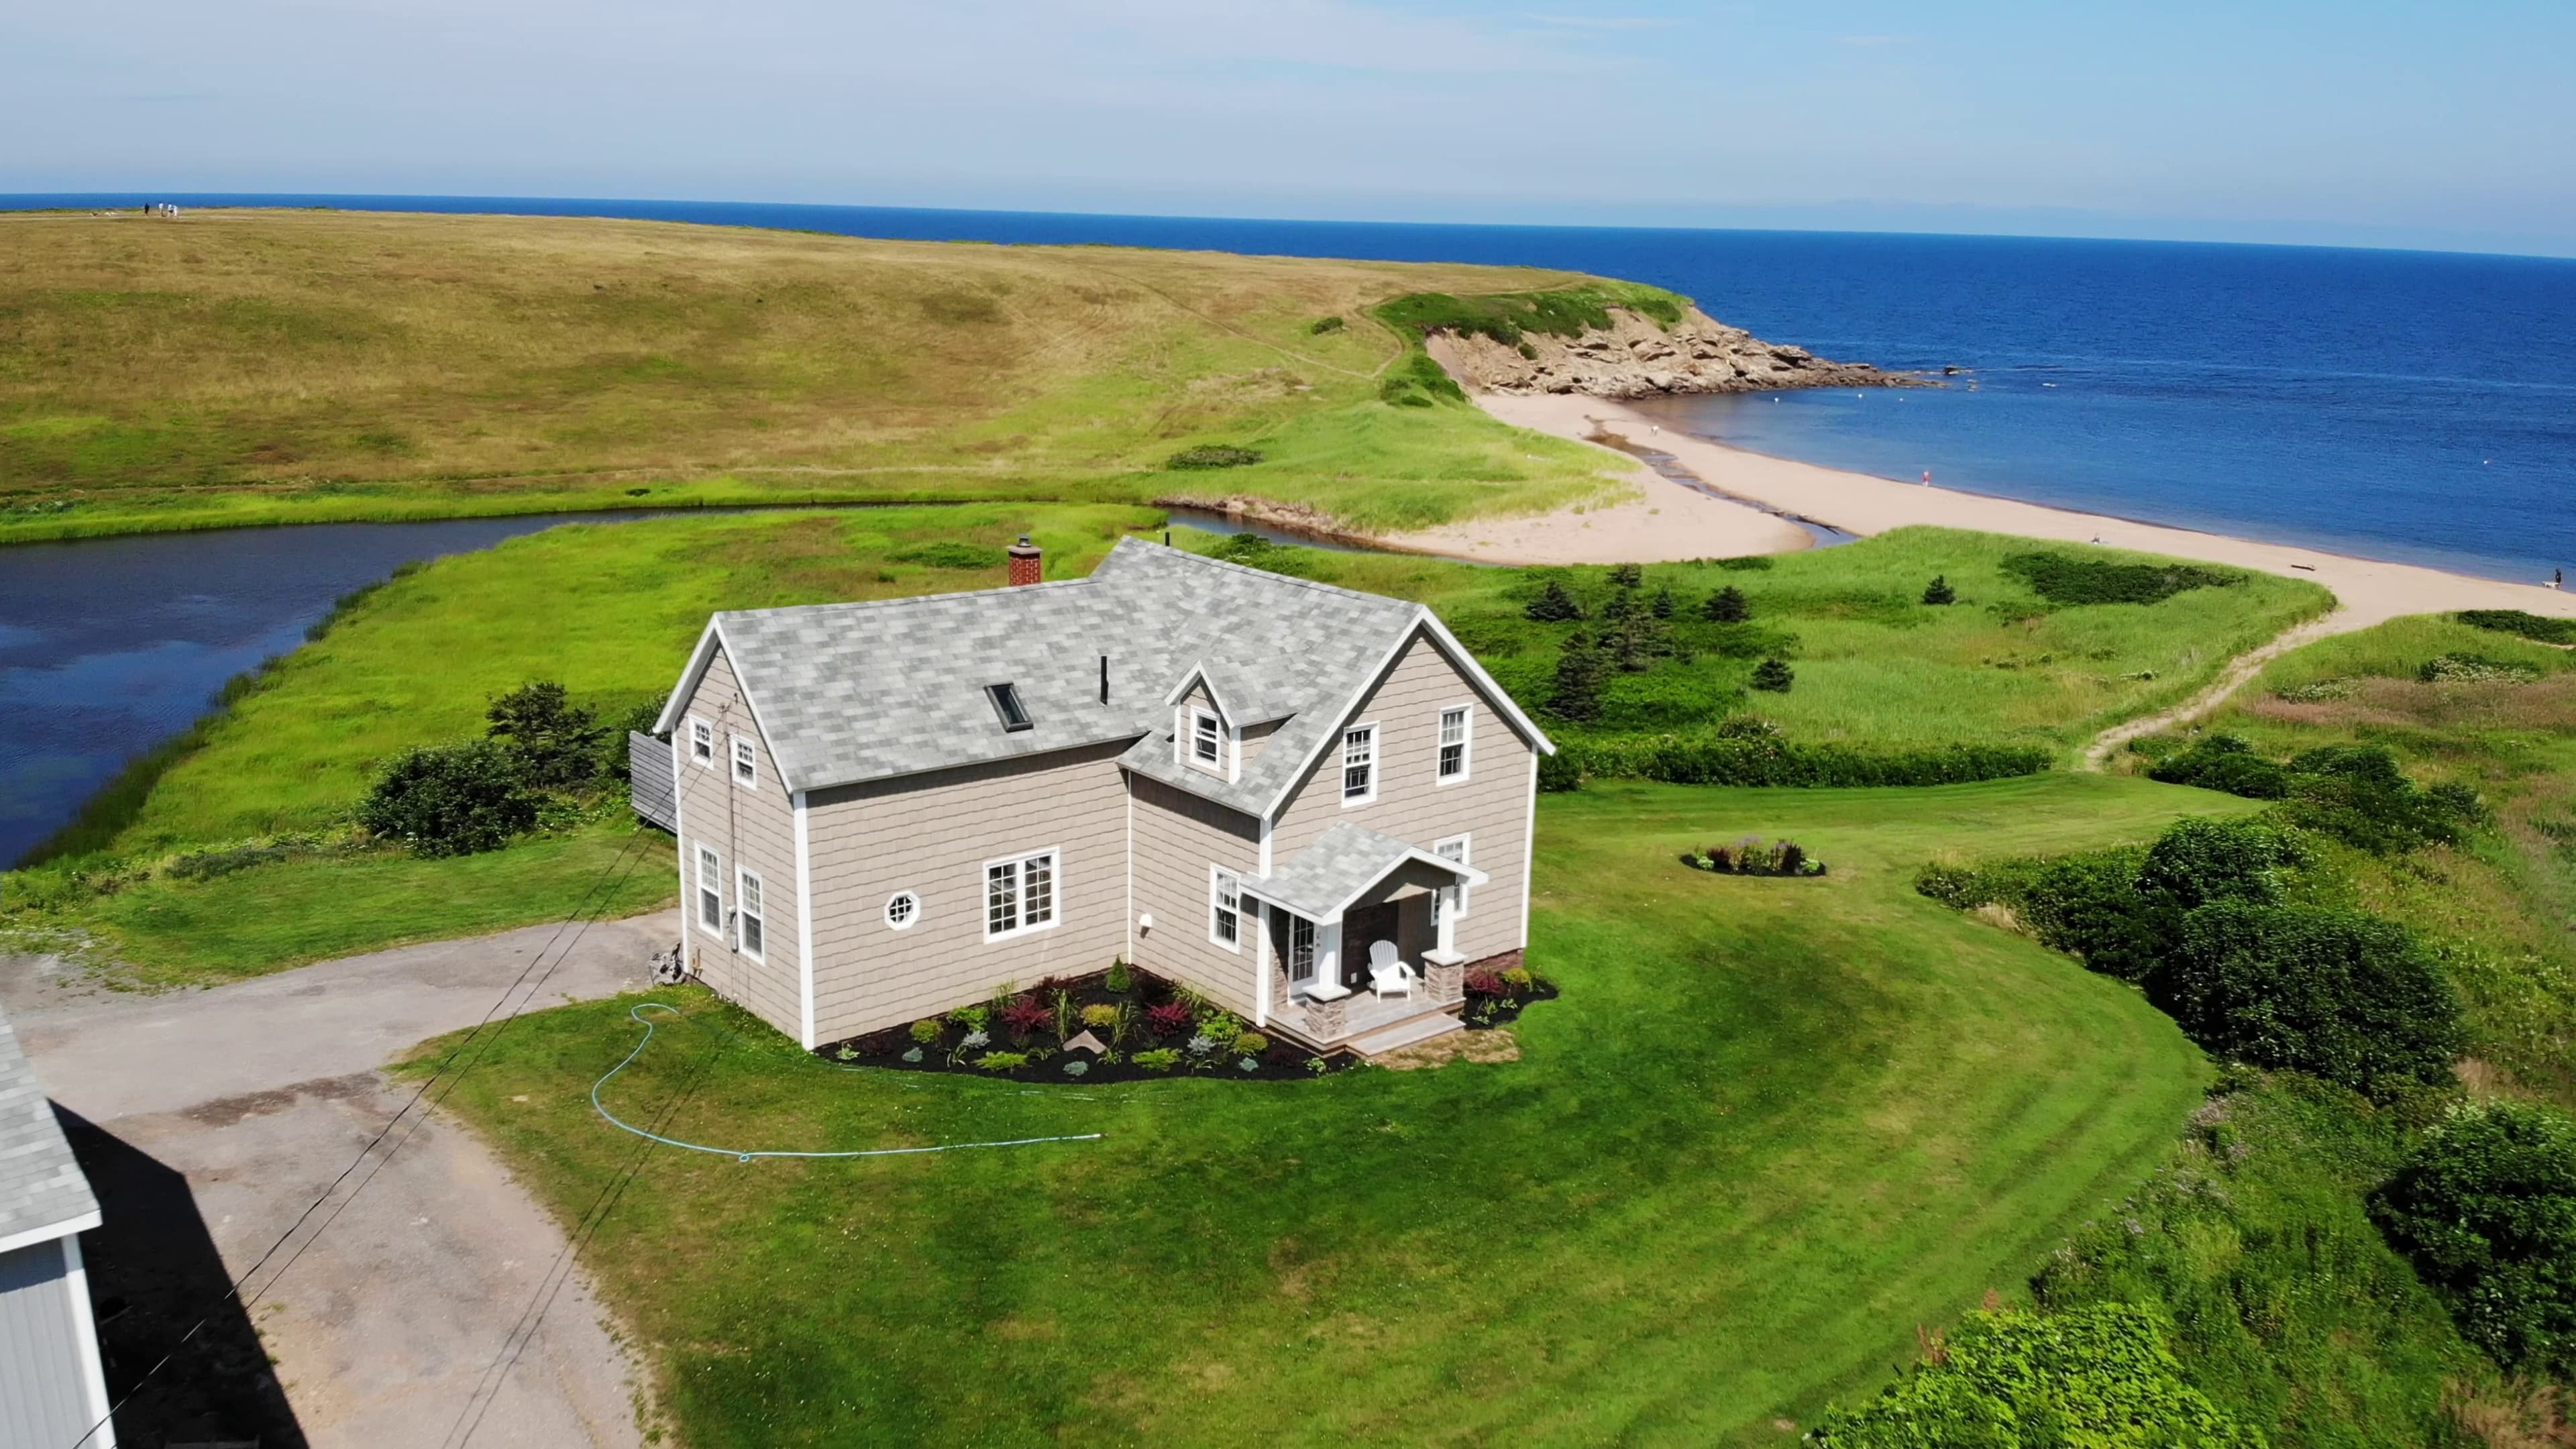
[417,775,2222,1447]
[0,209,1630,540]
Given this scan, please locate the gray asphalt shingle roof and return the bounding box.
[696,537,1450,813]
[0,1005,97,1248]
[1240,821,1479,919]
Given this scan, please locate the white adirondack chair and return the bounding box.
[1367,939,1415,999]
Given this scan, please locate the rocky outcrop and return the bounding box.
[1421,304,1918,398]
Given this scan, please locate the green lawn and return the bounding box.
[419,775,2241,1447]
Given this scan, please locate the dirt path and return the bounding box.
[5,913,673,1448]
[2079,610,2359,769]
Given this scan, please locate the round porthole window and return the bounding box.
[885,892,920,930]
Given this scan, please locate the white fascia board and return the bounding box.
[651,619,725,735]
[0,1209,102,1257]
[710,620,800,794]
[1161,659,1240,722]
[794,790,815,1050]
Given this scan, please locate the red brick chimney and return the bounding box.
[1007,535,1042,586]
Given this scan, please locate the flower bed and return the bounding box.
[1680,837,1827,877]
[1463,964,1560,1030]
[813,963,1356,1083]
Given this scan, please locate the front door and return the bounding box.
[1343,902,1399,989]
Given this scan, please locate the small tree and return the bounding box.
[1704,585,1751,623]
[487,680,606,788]
[1523,580,1585,623]
[2157,902,2461,1094]
[2371,1099,2576,1375]
[1750,657,1794,692]
[2137,816,2306,909]
[1607,563,1643,589]
[1650,585,1677,620]
[1923,575,1957,605]
[1549,631,1608,722]
[359,742,538,858]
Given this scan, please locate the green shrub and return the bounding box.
[2371,1099,2576,1375]
[2021,849,2172,983]
[1922,574,1956,605]
[1649,586,1676,620]
[1548,631,1608,722]
[1105,960,1132,993]
[1523,580,1585,622]
[2002,551,2242,606]
[1377,352,1465,407]
[2418,651,2544,684]
[1567,736,2051,788]
[2157,902,2461,1095]
[1165,444,1263,470]
[1234,1032,1269,1056]
[1132,1047,1181,1073]
[908,1018,943,1044]
[1713,553,1774,571]
[974,1051,1030,1072]
[358,742,538,857]
[1080,1003,1119,1029]
[486,680,606,788]
[2456,608,2576,645]
[2149,735,2292,799]
[1810,1303,2262,1448]
[1307,315,1344,335]
[1371,283,1686,347]
[2137,816,2306,909]
[1536,751,1582,793]
[891,540,1008,569]
[1703,584,1750,623]
[1748,658,1794,692]
[1607,564,1643,589]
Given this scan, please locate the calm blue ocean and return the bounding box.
[11,192,2576,581]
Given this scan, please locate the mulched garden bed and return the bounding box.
[1678,835,1829,877]
[1463,965,1560,1030]
[813,964,1360,1084]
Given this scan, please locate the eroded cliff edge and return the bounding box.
[1421,303,1916,399]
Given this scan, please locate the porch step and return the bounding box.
[1345,1011,1464,1059]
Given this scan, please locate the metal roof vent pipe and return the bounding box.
[1098,653,1110,706]
[1008,535,1042,586]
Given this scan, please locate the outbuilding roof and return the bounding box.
[0,1004,99,1253]
[658,537,1550,817]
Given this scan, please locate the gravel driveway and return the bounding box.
[3,912,675,1448]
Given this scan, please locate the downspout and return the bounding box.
[794,789,815,1049]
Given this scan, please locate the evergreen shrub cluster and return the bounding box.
[1165,444,1263,470]
[2457,608,2576,645]
[2148,736,2483,853]
[2002,551,2243,606]
[2370,1099,2576,1376]
[359,680,621,857]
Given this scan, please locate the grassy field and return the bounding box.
[415,774,2235,1448]
[0,209,1631,540]
[0,508,2328,983]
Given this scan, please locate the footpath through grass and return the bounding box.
[0,209,1627,541]
[420,775,2223,1447]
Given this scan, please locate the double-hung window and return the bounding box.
[736,868,766,961]
[1437,706,1470,782]
[1209,866,1242,950]
[984,849,1059,941]
[731,735,758,788]
[1341,723,1377,804]
[1288,914,1317,983]
[1434,834,1471,919]
[1190,708,1224,771]
[695,845,724,934]
[688,718,714,767]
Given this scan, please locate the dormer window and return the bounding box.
[985,683,1033,733]
[1189,707,1223,769]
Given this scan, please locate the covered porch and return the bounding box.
[1240,822,1489,1051]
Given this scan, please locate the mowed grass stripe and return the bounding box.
[415,775,2228,1446]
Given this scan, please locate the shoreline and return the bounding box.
[1389,391,2576,634]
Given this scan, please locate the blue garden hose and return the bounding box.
[593,1003,1103,1163]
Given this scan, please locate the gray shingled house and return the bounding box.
[651,535,1553,1057]
[0,1004,116,1448]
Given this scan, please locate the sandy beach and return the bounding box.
[1393,391,2576,635]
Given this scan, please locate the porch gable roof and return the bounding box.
[1241,820,1489,922]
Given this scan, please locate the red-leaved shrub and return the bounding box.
[1145,1001,1196,1036]
[999,998,1054,1034]
[1464,969,1508,998]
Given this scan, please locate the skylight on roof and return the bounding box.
[985,683,1033,733]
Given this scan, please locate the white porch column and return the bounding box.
[1317,917,1342,990]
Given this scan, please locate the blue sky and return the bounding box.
[6,1,2573,255]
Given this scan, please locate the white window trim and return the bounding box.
[1208,865,1243,952]
[694,843,724,938]
[1340,720,1379,807]
[1436,702,1473,785]
[735,865,767,963]
[1188,705,1225,774]
[1434,833,1472,918]
[729,733,759,789]
[885,890,921,931]
[982,847,1063,943]
[688,716,716,769]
